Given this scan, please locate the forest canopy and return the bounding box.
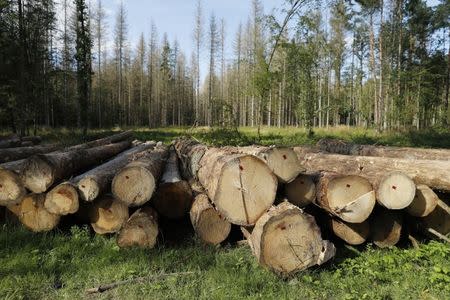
[0,0,448,134]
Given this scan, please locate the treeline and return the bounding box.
[0,0,448,133]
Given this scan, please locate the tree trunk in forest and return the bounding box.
[117,207,159,248]
[238,146,303,183]
[89,195,129,234]
[371,209,402,248]
[406,185,439,217]
[330,218,370,245]
[285,174,316,208]
[190,193,231,245]
[112,145,168,207]
[174,138,277,226]
[8,193,60,232]
[315,172,376,223]
[0,144,61,163]
[152,148,193,219]
[73,141,156,202]
[242,202,335,275]
[317,138,450,161]
[22,140,131,193]
[294,149,446,206]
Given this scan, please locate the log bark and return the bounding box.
[0,144,61,163]
[74,141,156,202]
[238,146,303,183]
[317,138,450,161]
[330,218,370,245]
[89,195,129,234]
[152,148,193,219]
[294,149,423,208]
[117,207,159,248]
[242,202,335,275]
[406,185,439,217]
[190,193,231,245]
[21,140,132,193]
[112,145,168,207]
[175,139,278,226]
[65,131,133,152]
[422,200,450,235]
[285,174,316,208]
[8,194,60,232]
[315,172,376,223]
[371,209,402,248]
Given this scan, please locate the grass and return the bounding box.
[1,126,450,299]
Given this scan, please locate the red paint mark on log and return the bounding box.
[81,185,85,188]
[346,184,351,188]
[392,186,397,190]
[283,155,287,160]
[239,165,244,171]
[125,176,129,179]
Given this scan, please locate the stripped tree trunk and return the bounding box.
[406,185,439,217]
[117,207,159,248]
[89,195,129,234]
[112,145,168,206]
[242,202,335,275]
[22,140,131,193]
[330,218,370,245]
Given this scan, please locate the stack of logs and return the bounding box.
[1,133,449,276]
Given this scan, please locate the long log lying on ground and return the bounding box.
[317,138,450,161]
[190,193,231,245]
[242,202,335,275]
[315,172,376,223]
[89,195,129,234]
[285,174,316,208]
[21,140,132,193]
[117,207,159,248]
[294,149,430,208]
[330,218,370,245]
[406,185,439,217]
[65,130,133,151]
[175,139,278,226]
[0,136,41,149]
[7,194,60,232]
[112,145,168,207]
[371,209,403,248]
[0,144,61,163]
[238,146,303,183]
[153,147,193,219]
[422,200,450,235]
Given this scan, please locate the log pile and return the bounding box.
[1,134,449,276]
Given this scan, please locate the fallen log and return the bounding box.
[112,145,168,207]
[152,147,193,219]
[315,172,376,223]
[238,146,303,183]
[21,140,132,193]
[330,218,370,245]
[190,193,231,245]
[20,136,42,145]
[89,195,129,234]
[242,201,335,275]
[422,200,450,235]
[117,207,159,248]
[0,136,42,149]
[317,138,450,161]
[0,144,61,163]
[175,138,278,226]
[371,209,403,248]
[406,185,439,217]
[8,194,60,232]
[294,149,423,208]
[285,174,316,208]
[0,167,26,206]
[66,130,133,152]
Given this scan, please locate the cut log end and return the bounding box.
[117,207,159,249]
[331,219,370,245]
[21,155,54,193]
[77,177,100,202]
[90,196,129,234]
[16,194,60,232]
[45,183,79,215]
[422,200,450,235]
[285,174,315,207]
[153,181,193,219]
[0,169,26,206]
[406,185,439,217]
[214,155,277,226]
[112,165,155,207]
[377,171,416,209]
[371,210,403,248]
[264,148,303,183]
[190,194,231,245]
